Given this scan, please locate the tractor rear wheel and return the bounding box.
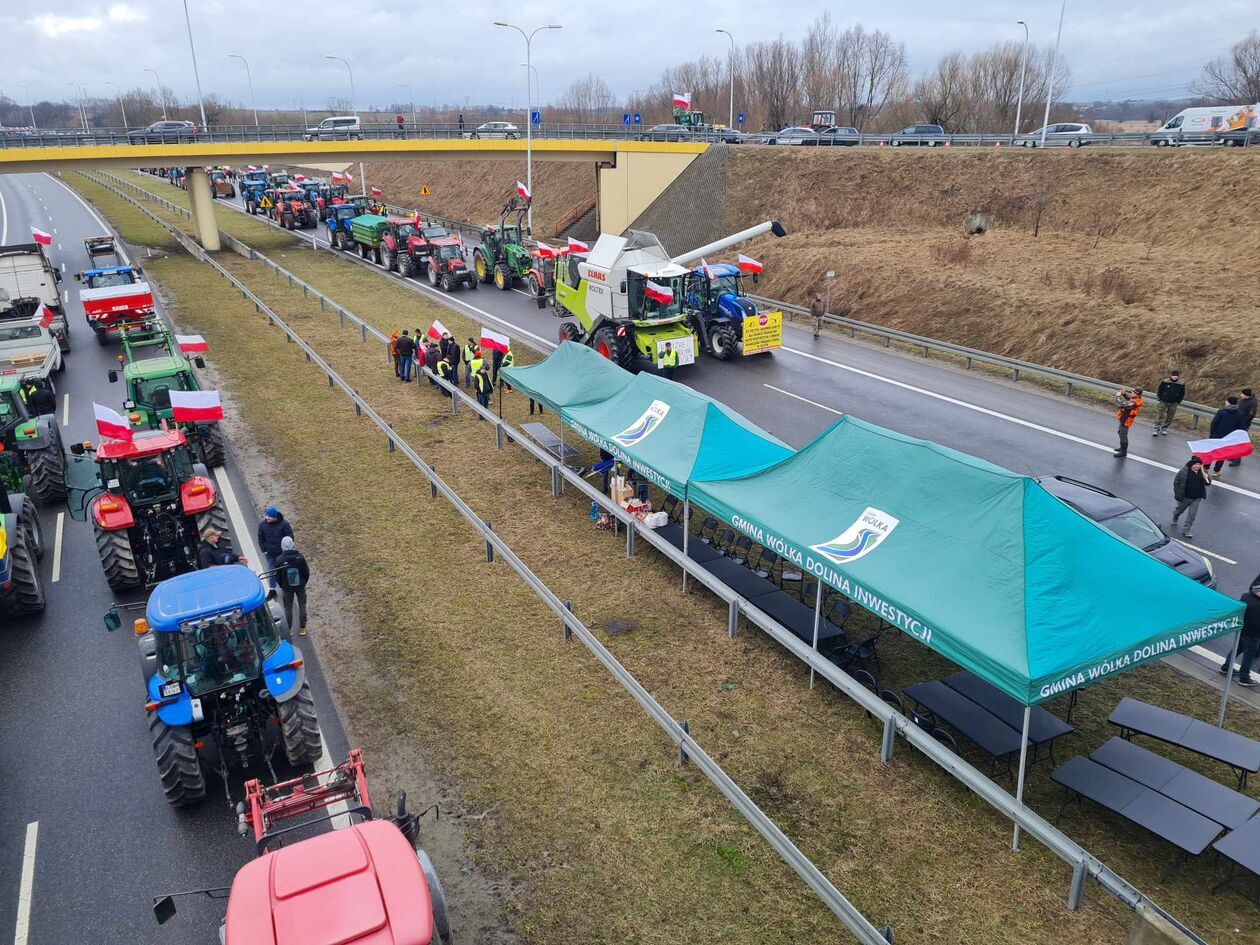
[2,521,45,615]
[427,263,440,287]
[148,713,206,806]
[197,504,232,552]
[493,264,512,291]
[26,444,67,505]
[381,246,395,272]
[95,523,142,590]
[398,253,415,278]
[198,422,226,467]
[473,251,492,284]
[709,322,738,361]
[279,682,323,766]
[246,200,256,215]
[282,213,294,229]
[559,322,581,344]
[591,325,635,370]
[23,511,44,561]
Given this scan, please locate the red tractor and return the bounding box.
[154,749,453,945]
[424,237,478,292]
[379,219,452,278]
[270,188,315,229]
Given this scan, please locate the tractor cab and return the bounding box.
[626,266,687,321]
[64,428,209,526]
[0,374,66,505]
[473,196,532,290]
[75,264,142,289]
[296,180,324,215]
[330,204,359,223]
[118,354,196,426]
[268,171,291,189]
[242,170,269,187]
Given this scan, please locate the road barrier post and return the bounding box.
[486,522,494,563]
[563,600,573,641]
[678,720,690,766]
[880,715,896,762]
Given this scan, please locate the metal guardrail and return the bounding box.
[81,169,1214,943]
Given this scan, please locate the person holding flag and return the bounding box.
[462,337,478,387]
[481,328,510,384]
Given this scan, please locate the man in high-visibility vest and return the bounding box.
[436,355,454,395]
[470,348,484,384]
[500,348,514,391]
[462,338,478,387]
[660,342,679,379]
[1113,387,1143,458]
[474,361,494,417]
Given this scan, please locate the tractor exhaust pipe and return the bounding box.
[671,220,787,266]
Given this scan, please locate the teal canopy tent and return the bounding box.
[498,341,633,415]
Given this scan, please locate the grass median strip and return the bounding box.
[73,171,1260,943]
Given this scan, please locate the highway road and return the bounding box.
[0,172,350,945]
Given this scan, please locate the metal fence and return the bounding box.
[81,169,1214,943]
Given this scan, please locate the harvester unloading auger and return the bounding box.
[551,220,787,370]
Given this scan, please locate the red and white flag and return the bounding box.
[517,180,530,200]
[699,257,718,278]
[427,319,450,341]
[169,389,224,424]
[30,226,52,246]
[344,171,353,183]
[36,304,55,329]
[1187,429,1254,464]
[294,174,305,182]
[737,253,763,274]
[480,327,510,354]
[370,186,382,197]
[247,165,258,171]
[331,172,344,182]
[93,403,133,443]
[567,237,589,253]
[672,92,691,110]
[176,334,208,354]
[535,242,556,258]
[644,280,674,305]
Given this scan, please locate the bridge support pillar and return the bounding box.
[186,167,221,252]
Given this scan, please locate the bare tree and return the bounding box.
[911,43,1070,133]
[1192,31,1260,103]
[557,72,616,123]
[853,27,909,129]
[746,37,801,131]
[913,52,968,130]
[326,97,353,115]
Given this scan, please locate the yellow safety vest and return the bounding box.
[470,357,483,375]
[663,350,679,368]
[476,372,492,394]
[437,359,452,379]
[502,350,514,368]
[462,344,476,363]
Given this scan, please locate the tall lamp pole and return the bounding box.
[106,81,129,130]
[1040,0,1067,148]
[19,85,36,131]
[228,54,259,129]
[66,83,88,131]
[144,69,167,120]
[1013,21,1030,138]
[180,0,209,130]
[716,29,735,130]
[494,21,562,233]
[325,55,366,196]
[395,84,417,129]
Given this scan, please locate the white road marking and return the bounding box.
[59,263,65,274]
[42,173,130,264]
[13,821,38,945]
[779,345,1260,503]
[1191,645,1228,667]
[50,513,65,584]
[211,466,262,569]
[1179,541,1237,565]
[56,242,62,251]
[0,180,8,244]
[763,383,843,416]
[60,289,67,304]
[60,393,69,427]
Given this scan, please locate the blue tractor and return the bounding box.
[107,565,323,805]
[683,262,765,360]
[240,174,270,215]
[325,203,362,250]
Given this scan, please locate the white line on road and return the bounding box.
[60,289,67,304]
[0,180,8,245]
[1179,541,1238,565]
[13,821,38,945]
[42,173,130,264]
[56,242,61,251]
[764,383,843,416]
[60,393,69,427]
[1190,645,1228,667]
[211,466,263,569]
[59,263,65,274]
[50,513,65,584]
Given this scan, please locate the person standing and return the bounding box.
[396,330,416,382]
[425,340,441,387]
[1231,387,1257,467]
[1171,456,1210,539]
[197,529,248,569]
[1208,396,1245,475]
[1113,387,1143,457]
[491,344,506,384]
[1152,370,1185,436]
[809,292,825,339]
[388,329,400,378]
[274,536,310,635]
[500,347,514,390]
[436,354,454,394]
[660,341,678,379]
[474,361,493,416]
[395,113,405,138]
[462,337,477,387]
[26,380,56,417]
[257,507,294,592]
[470,346,484,383]
[1220,579,1260,688]
[458,113,466,132]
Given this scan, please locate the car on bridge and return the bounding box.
[127,120,198,144]
[1016,123,1094,148]
[303,115,363,141]
[764,126,818,145]
[639,123,694,142]
[464,121,520,140]
[805,126,861,146]
[1036,475,1215,587]
[888,124,946,147]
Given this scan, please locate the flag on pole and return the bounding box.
[36,304,55,329]
[331,172,344,182]
[30,227,52,246]
[480,327,510,354]
[169,390,224,424]
[737,253,764,274]
[535,242,556,258]
[517,180,531,200]
[247,165,258,171]
[176,334,209,354]
[1187,429,1254,464]
[567,237,589,253]
[371,186,382,197]
[344,171,353,183]
[644,281,674,305]
[427,319,450,341]
[699,257,717,278]
[672,92,692,110]
[93,403,133,443]
[294,174,305,182]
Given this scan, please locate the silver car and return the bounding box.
[1017,122,1093,148]
[465,122,520,140]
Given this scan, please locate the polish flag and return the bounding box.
[535,242,556,258]
[672,92,691,110]
[294,174,305,182]
[517,181,530,200]
[699,257,718,278]
[247,165,258,171]
[427,319,450,341]
[480,327,510,354]
[170,389,224,424]
[31,227,52,246]
[371,186,382,197]
[567,237,589,253]
[94,403,133,443]
[176,334,209,354]
[644,280,674,305]
[737,253,764,274]
[344,171,353,183]
[1187,429,1254,464]
[37,304,55,329]
[331,172,344,182]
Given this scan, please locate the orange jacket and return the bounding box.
[389,330,399,357]
[1117,394,1143,427]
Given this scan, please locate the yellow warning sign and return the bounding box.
[742,310,783,356]
[419,185,431,197]
[259,195,273,210]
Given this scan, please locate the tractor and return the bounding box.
[209,170,236,199]
[296,179,327,220]
[107,319,225,466]
[473,196,532,291]
[0,375,67,505]
[683,261,780,360]
[152,749,452,945]
[241,178,269,215]
[0,453,45,618]
[74,261,154,344]
[270,188,314,229]
[65,427,230,590]
[425,237,478,292]
[325,203,362,250]
[103,564,323,805]
[378,219,450,277]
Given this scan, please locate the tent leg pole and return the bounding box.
[559,426,565,494]
[809,590,823,690]
[728,599,739,639]
[682,500,690,593]
[1012,706,1032,852]
[1218,632,1243,728]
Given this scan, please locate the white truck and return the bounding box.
[0,323,62,384]
[0,243,69,352]
[1149,104,1257,146]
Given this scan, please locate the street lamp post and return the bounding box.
[716,29,735,130]
[66,83,88,131]
[144,68,167,120]
[395,84,417,130]
[19,85,36,131]
[1013,21,1030,138]
[1040,0,1067,148]
[180,0,209,131]
[519,64,539,119]
[494,21,562,233]
[325,55,366,197]
[228,54,259,129]
[107,81,129,130]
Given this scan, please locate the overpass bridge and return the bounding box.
[0,138,708,250]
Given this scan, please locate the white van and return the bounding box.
[303,116,362,141]
[1149,106,1240,146]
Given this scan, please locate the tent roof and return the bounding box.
[565,372,792,498]
[497,341,632,415]
[689,416,1244,704]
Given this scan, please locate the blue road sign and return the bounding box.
[633,113,642,125]
[738,112,745,125]
[531,111,541,126]
[623,113,631,126]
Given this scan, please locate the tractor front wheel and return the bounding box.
[94,523,142,590]
[493,264,512,291]
[398,253,415,278]
[559,322,581,344]
[473,251,492,284]
[441,273,454,293]
[148,713,206,806]
[26,444,67,505]
[23,512,44,561]
[1,522,45,616]
[198,422,226,467]
[279,682,323,767]
[528,273,543,298]
[709,322,738,361]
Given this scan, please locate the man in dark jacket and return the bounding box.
[1220,578,1260,688]
[274,535,311,635]
[257,506,294,591]
[1171,456,1210,539]
[474,361,493,416]
[448,335,463,386]
[396,330,416,382]
[1209,396,1246,475]
[425,340,440,386]
[1152,370,1185,436]
[1230,387,1257,467]
[26,381,56,417]
[197,529,247,569]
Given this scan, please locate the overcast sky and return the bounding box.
[4,1,1257,111]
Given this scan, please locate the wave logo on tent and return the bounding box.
[811,507,900,565]
[612,400,671,447]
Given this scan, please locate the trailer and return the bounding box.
[0,243,68,352]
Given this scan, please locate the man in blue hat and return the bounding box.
[257,506,294,594]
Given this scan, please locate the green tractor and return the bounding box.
[0,453,45,618]
[106,320,225,467]
[473,196,533,291]
[0,375,67,505]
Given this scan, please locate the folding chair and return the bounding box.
[754,549,779,580]
[713,528,736,555]
[662,495,680,521]
[729,535,753,566]
[698,517,720,544]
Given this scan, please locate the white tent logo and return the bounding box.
[613,400,671,447]
[811,507,900,564]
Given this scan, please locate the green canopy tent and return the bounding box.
[498,340,633,415]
